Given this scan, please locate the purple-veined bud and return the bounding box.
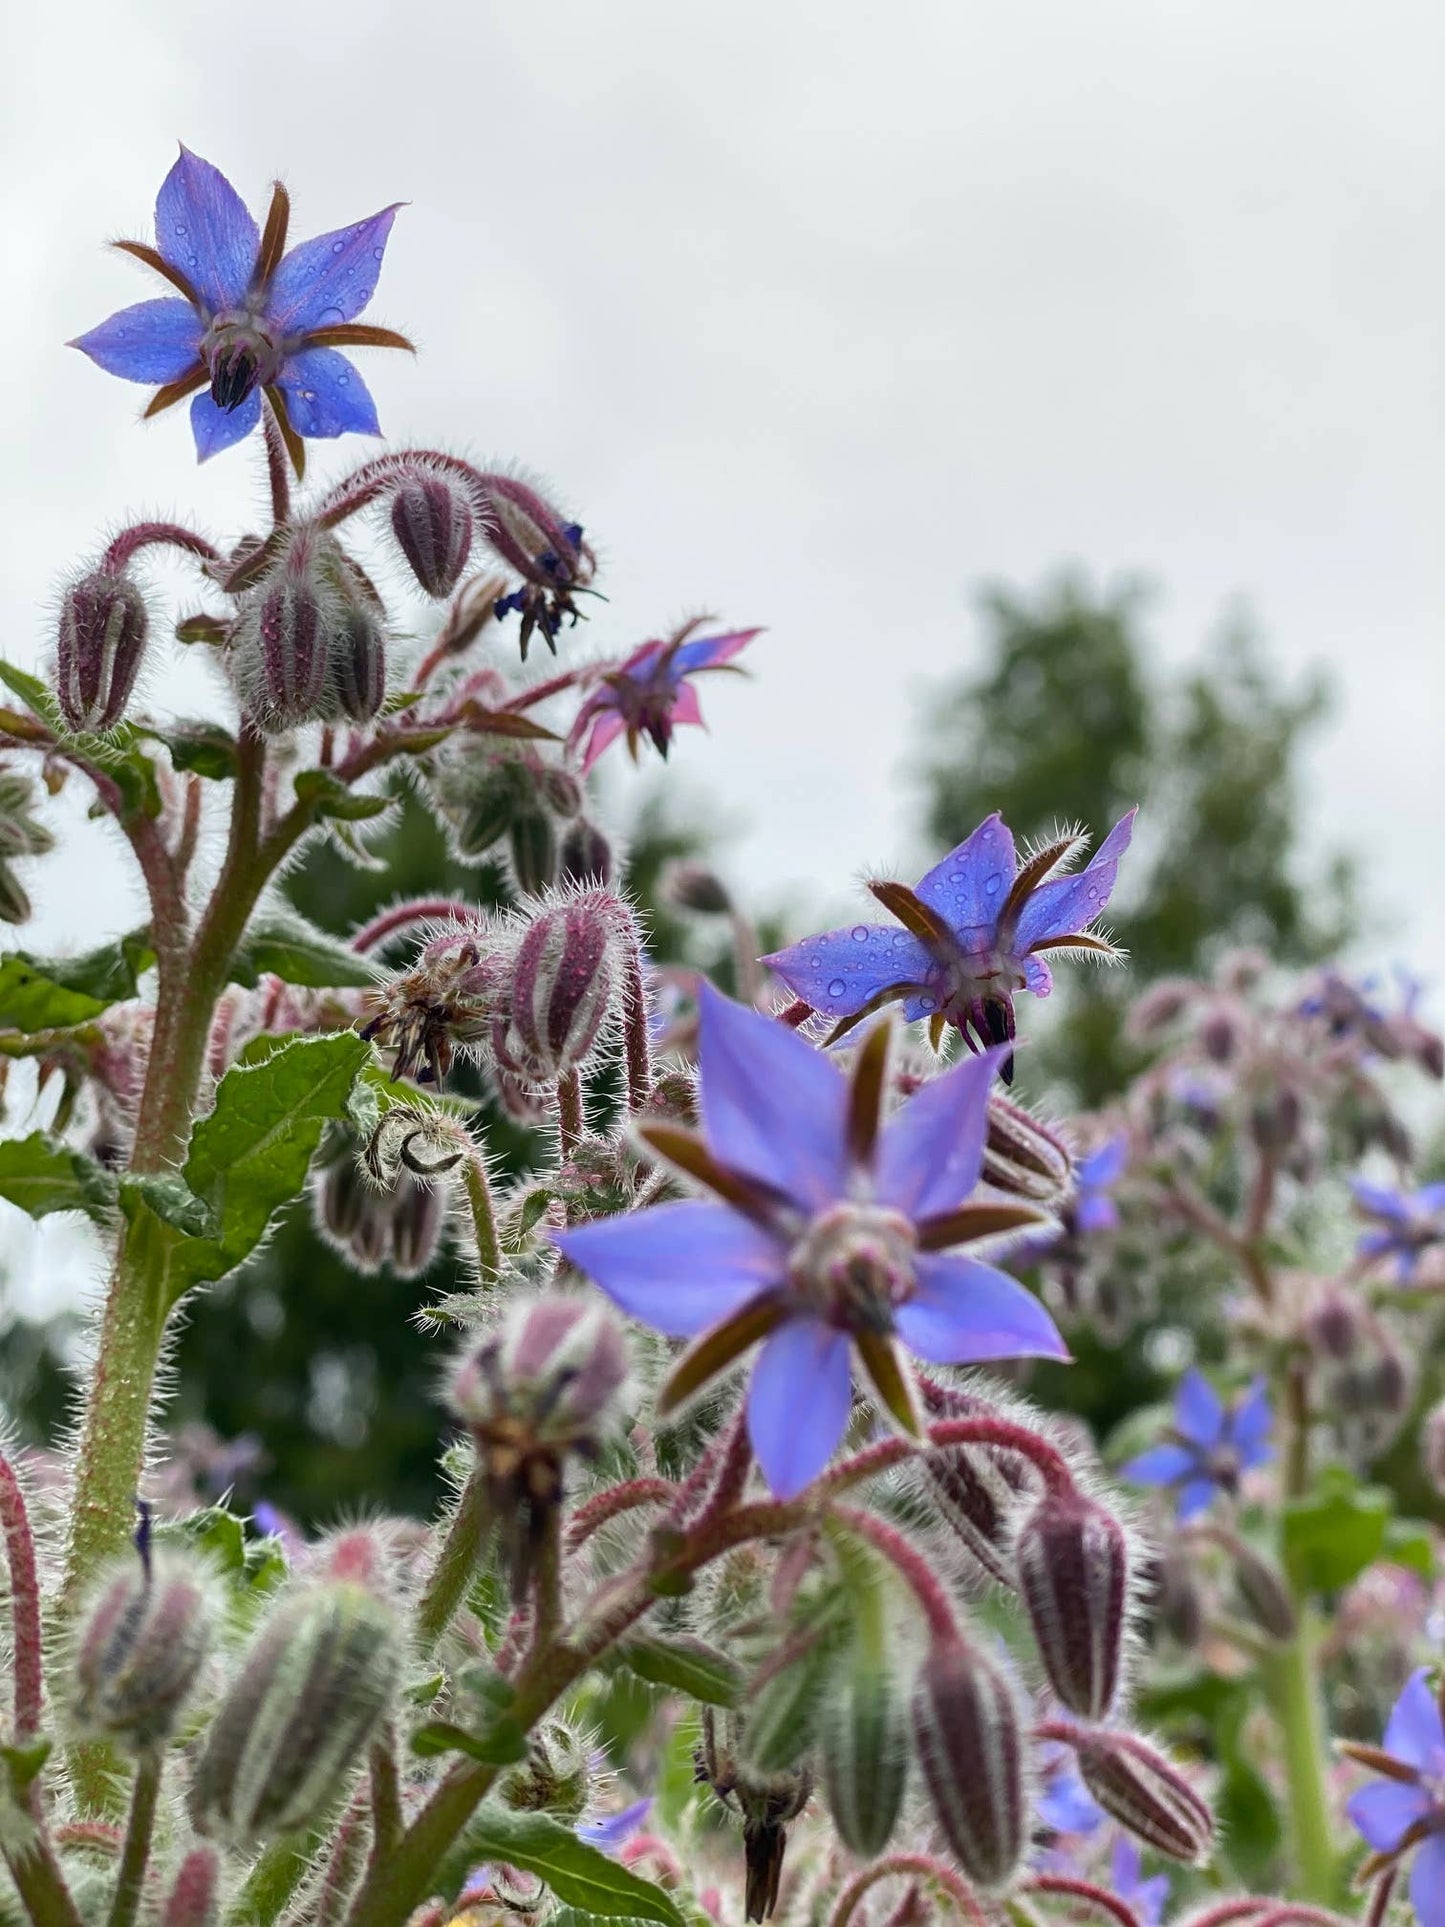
[248,576,329,729]
[72,1547,213,1748]
[539,766,582,820]
[982,1093,1073,1205]
[911,1633,1026,1892]
[389,1173,445,1277]
[661,862,733,916]
[1014,1489,1132,1720]
[56,571,149,733]
[329,606,388,723]
[478,474,590,591]
[390,474,474,598]
[189,1578,402,1844]
[1249,1085,1301,1151]
[922,1441,1028,1589]
[558,818,614,887]
[1072,1728,1214,1863]
[500,890,631,1083]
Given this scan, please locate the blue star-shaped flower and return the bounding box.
[554,986,1067,1498]
[1121,1369,1272,1519]
[70,146,409,462]
[1353,1179,1445,1282]
[1345,1668,1445,1927]
[567,622,759,771]
[762,809,1136,1077]
[1108,1837,1171,1927]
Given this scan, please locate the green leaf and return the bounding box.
[0,932,154,1031]
[0,1132,115,1221]
[0,1737,52,1793]
[0,661,56,721]
[118,1172,212,1238]
[411,1719,529,1767]
[464,1808,683,1924]
[1282,1468,1392,1594]
[293,770,395,822]
[230,914,378,990]
[154,724,239,781]
[614,1634,744,1707]
[1383,1518,1436,1580]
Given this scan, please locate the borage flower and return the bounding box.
[71,146,409,464]
[567,620,759,772]
[763,809,1135,1079]
[553,985,1066,1498]
[1120,1370,1271,1520]
[1343,1667,1445,1927]
[1352,1178,1445,1283]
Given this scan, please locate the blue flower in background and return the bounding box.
[1346,1668,1445,1927]
[568,623,759,770]
[555,986,1065,1498]
[1071,1136,1127,1233]
[1352,1179,1445,1282]
[1121,1369,1272,1519]
[1108,1837,1171,1927]
[577,1797,653,1854]
[71,146,410,461]
[763,809,1135,1079]
[1035,1743,1104,1837]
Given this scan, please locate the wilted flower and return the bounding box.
[71,146,408,460]
[363,920,513,1085]
[1352,1178,1445,1282]
[1344,1667,1445,1926]
[554,986,1064,1497]
[567,621,759,771]
[763,809,1135,1077]
[479,474,596,657]
[1121,1370,1272,1520]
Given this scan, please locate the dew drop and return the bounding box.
[919,995,937,1012]
[828,979,846,999]
[332,239,346,254]
[372,246,384,260]
[850,924,869,942]
[318,305,345,326]
[891,931,910,947]
[174,222,188,236]
[809,955,822,969]
[984,872,1003,895]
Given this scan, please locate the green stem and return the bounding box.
[1264,1615,1339,1905]
[106,1750,162,1927]
[414,1465,490,1652]
[462,1158,502,1281]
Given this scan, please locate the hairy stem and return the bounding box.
[414,1464,490,1653]
[0,1455,44,1740]
[461,1158,502,1282]
[106,1750,162,1927]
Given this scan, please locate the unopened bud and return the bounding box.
[161,1847,221,1927]
[501,1716,590,1820]
[507,808,556,896]
[329,607,388,723]
[1249,1086,1301,1151]
[982,1094,1073,1205]
[1072,1728,1214,1863]
[57,571,149,733]
[1422,1401,1445,1496]
[1229,1542,1296,1643]
[189,1579,402,1843]
[1217,949,1268,993]
[1014,1489,1132,1720]
[920,1424,1035,1590]
[911,1634,1026,1891]
[662,863,733,916]
[558,818,614,887]
[819,1644,908,1857]
[539,766,582,820]
[72,1548,213,1748]
[1149,1544,1204,1648]
[391,475,474,598]
[1199,1011,1239,1063]
[248,578,328,728]
[479,475,589,590]
[1304,1286,1361,1361]
[1125,979,1196,1039]
[389,1174,445,1277]
[0,863,31,925]
[500,891,627,1083]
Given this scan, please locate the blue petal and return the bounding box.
[672,628,758,674]
[276,348,380,440]
[895,1254,1068,1364]
[577,1797,653,1853]
[1352,1179,1410,1222]
[1384,1668,1445,1772]
[553,1199,783,1337]
[1036,1771,1103,1835]
[1074,1192,1120,1234]
[1411,1833,1445,1927]
[1417,1182,1445,1214]
[763,924,931,1018]
[1077,1136,1128,1188]
[1134,1875,1172,1927]
[695,984,850,1210]
[874,1046,1005,1218]
[746,1318,853,1497]
[1174,1368,1225,1448]
[1175,1476,1218,1520]
[1013,808,1137,950]
[189,388,260,461]
[69,298,201,383]
[266,205,401,334]
[1120,1443,1197,1487]
[1228,1378,1273,1468]
[914,813,1017,933]
[1346,1779,1431,1853]
[155,146,259,315]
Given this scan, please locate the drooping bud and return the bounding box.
[499,891,629,1084]
[72,1547,213,1749]
[558,818,614,887]
[390,474,474,598]
[245,574,329,730]
[56,571,149,733]
[509,808,558,896]
[388,1174,445,1277]
[982,1094,1073,1205]
[189,1578,402,1843]
[0,768,54,926]
[1014,1489,1132,1720]
[1229,1541,1296,1643]
[1148,1543,1205,1648]
[448,1293,630,1596]
[1304,1285,1361,1361]
[818,1611,909,1857]
[1071,1728,1214,1863]
[500,1716,591,1820]
[911,1634,1026,1891]
[662,862,733,917]
[329,606,388,723]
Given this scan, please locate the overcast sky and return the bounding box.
[1,2,1442,1304]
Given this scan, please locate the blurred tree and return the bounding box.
[916,572,1355,1104]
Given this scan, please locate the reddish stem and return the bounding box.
[503,667,585,712]
[99,523,222,574]
[1026,1874,1143,1927]
[0,1455,43,1739]
[556,1069,584,1158]
[619,937,653,1113]
[565,1479,676,1552]
[926,1414,1073,1494]
[828,1854,985,1927]
[352,900,479,953]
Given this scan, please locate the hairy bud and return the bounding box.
[391,475,474,598]
[1015,1489,1131,1720]
[509,808,558,896]
[0,768,55,926]
[477,474,595,658]
[1072,1728,1214,1863]
[500,1716,590,1820]
[329,606,388,722]
[662,862,733,916]
[911,1634,1026,1891]
[1229,1541,1296,1643]
[57,571,149,733]
[558,817,614,887]
[819,1636,908,1858]
[1125,979,1196,1039]
[982,1094,1073,1205]
[190,1579,402,1843]
[499,891,630,1083]
[72,1548,213,1748]
[1148,1544,1204,1648]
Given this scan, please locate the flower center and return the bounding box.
[201,314,283,411]
[788,1203,917,1333]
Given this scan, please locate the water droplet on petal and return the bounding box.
[318,305,345,326]
[984,872,1003,895]
[174,222,188,236]
[892,931,910,947]
[809,955,822,969]
[372,246,384,260]
[828,979,847,999]
[332,240,346,254]
[919,995,937,1012]
[851,924,869,942]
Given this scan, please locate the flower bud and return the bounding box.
[982,1094,1073,1205]
[501,1716,590,1820]
[0,863,31,925]
[390,475,474,598]
[558,818,614,887]
[819,1643,908,1857]
[508,809,558,896]
[248,577,329,728]
[72,1548,213,1748]
[389,1173,445,1277]
[1229,1542,1296,1643]
[1249,1086,1301,1152]
[189,1579,402,1843]
[911,1634,1026,1891]
[161,1847,220,1927]
[921,1434,1033,1589]
[1149,1544,1204,1648]
[1014,1489,1131,1720]
[1423,1401,1445,1497]
[500,891,628,1083]
[1072,1729,1214,1863]
[56,571,149,733]
[477,474,595,658]
[329,607,388,723]
[1304,1286,1361,1361]
[662,863,733,916]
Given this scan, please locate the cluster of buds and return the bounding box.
[428,738,601,895]
[314,1132,448,1278]
[0,766,55,923]
[447,1292,630,1597]
[227,526,388,731]
[362,917,514,1086]
[55,568,150,734]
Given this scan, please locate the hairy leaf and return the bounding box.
[0,1132,115,1221]
[464,1808,683,1924]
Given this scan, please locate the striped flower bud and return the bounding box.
[921,1429,1034,1590]
[329,606,387,723]
[819,1643,908,1857]
[500,890,632,1083]
[390,474,474,598]
[1072,1728,1214,1863]
[558,818,614,888]
[189,1579,402,1843]
[1014,1489,1131,1720]
[72,1548,213,1748]
[1229,1541,1296,1644]
[508,808,558,896]
[246,575,329,729]
[911,1634,1026,1891]
[56,570,149,733]
[982,1093,1073,1205]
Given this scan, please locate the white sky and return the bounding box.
[1,1,1442,1055]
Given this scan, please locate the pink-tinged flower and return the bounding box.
[567,620,758,772]
[1352,1178,1445,1282]
[553,986,1065,1498]
[763,810,1136,1080]
[70,146,410,461]
[1344,1668,1445,1927]
[1121,1370,1272,1520]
